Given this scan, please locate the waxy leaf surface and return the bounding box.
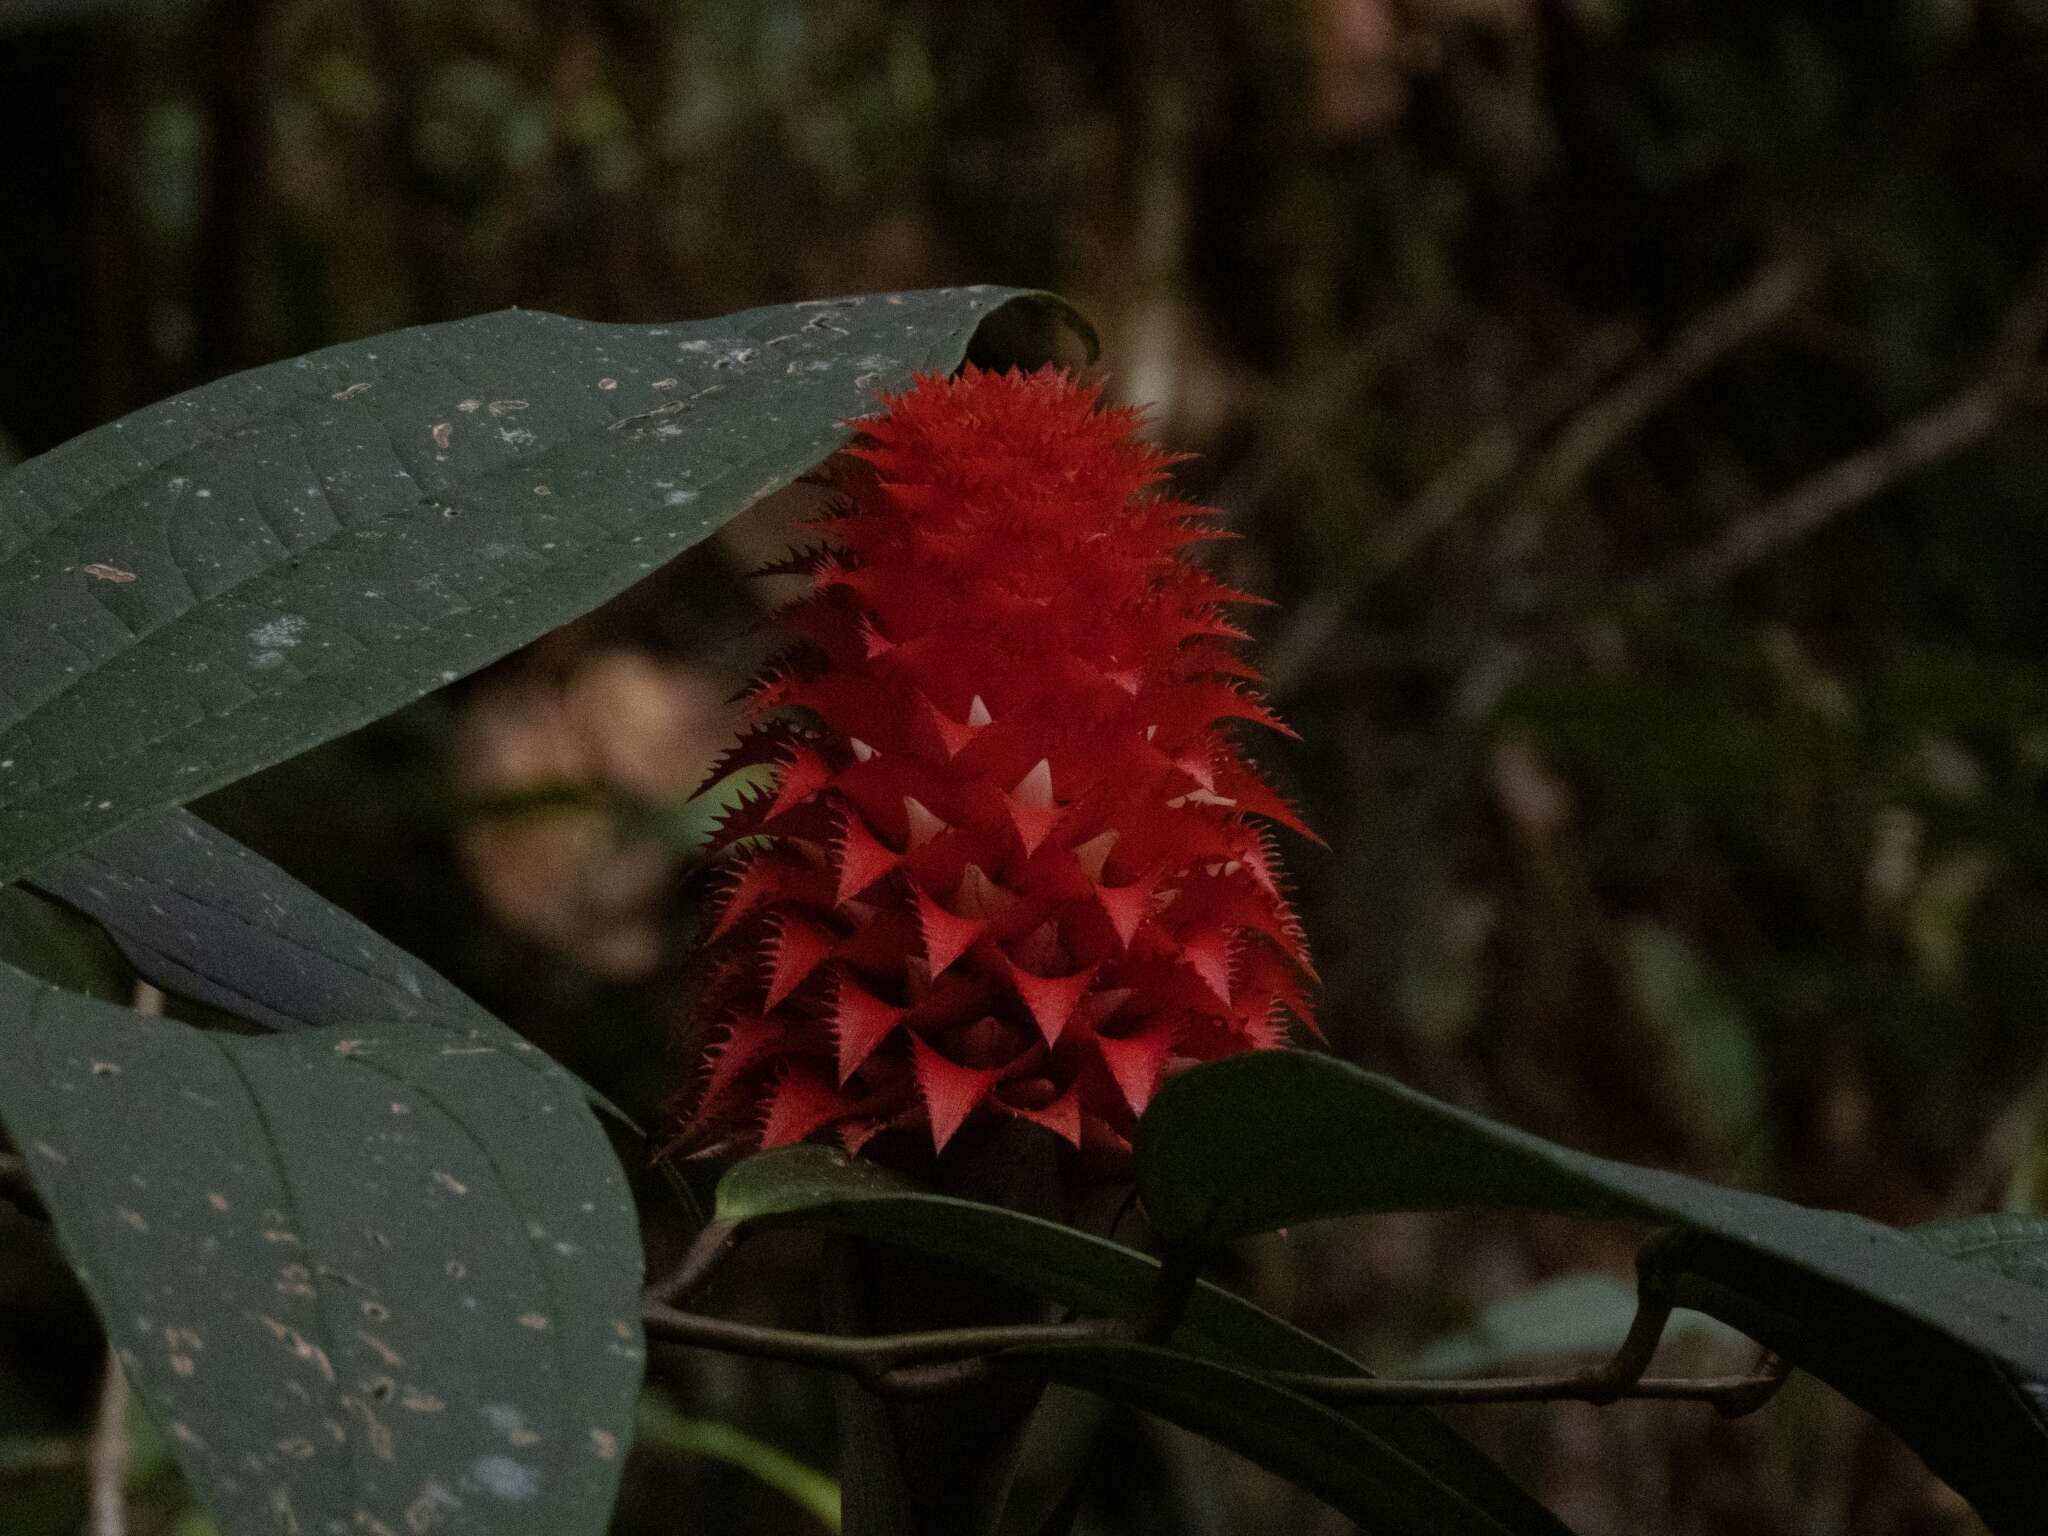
[0,288,1059,884]
[0,966,643,1536]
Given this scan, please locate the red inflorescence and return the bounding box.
[671,365,1319,1163]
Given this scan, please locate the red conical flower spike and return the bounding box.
[671,365,1316,1161]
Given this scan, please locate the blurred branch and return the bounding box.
[194,0,272,375]
[0,1438,81,1478]
[1663,242,2048,593]
[1518,245,1822,515]
[87,1349,128,1536]
[1214,306,1456,523]
[1266,320,1637,694]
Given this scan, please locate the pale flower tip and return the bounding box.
[1012,758,1054,811]
[849,737,877,763]
[902,795,947,849]
[967,694,993,728]
[1071,828,1119,882]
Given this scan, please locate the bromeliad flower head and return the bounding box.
[672,365,1318,1163]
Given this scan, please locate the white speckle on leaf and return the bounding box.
[431,422,452,450]
[486,399,529,415]
[470,1456,540,1502]
[248,615,307,650]
[331,382,371,400]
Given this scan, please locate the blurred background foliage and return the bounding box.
[4,0,2048,1531]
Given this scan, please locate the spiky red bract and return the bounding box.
[670,365,1316,1165]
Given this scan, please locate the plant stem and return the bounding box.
[645,1219,739,1309]
[642,1303,1120,1381]
[1264,1360,1789,1415]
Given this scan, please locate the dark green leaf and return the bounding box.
[1647,1228,2048,1535]
[0,289,1081,886]
[0,963,644,1536]
[1005,1342,1539,1536]
[1134,1051,2048,1380]
[1135,1051,2048,1534]
[715,1146,1571,1536]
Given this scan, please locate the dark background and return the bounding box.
[4,1,2048,1532]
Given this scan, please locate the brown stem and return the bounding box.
[645,1220,739,1310]
[1267,1358,1789,1414]
[834,1121,1066,1536]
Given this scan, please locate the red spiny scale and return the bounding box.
[763,913,836,1011]
[666,365,1317,1164]
[912,1036,1006,1153]
[706,851,814,943]
[1094,1016,1182,1116]
[831,974,908,1082]
[832,806,901,905]
[760,1067,853,1149]
[765,744,833,822]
